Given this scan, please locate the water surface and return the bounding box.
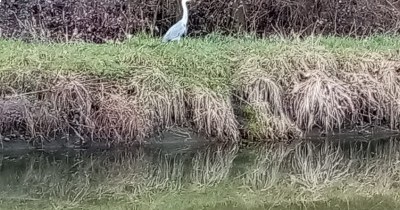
[1,136,400,209]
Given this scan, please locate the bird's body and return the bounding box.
[162,0,191,42]
[162,20,187,42]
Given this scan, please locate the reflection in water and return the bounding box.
[0,138,400,209]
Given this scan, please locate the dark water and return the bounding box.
[1,136,400,210]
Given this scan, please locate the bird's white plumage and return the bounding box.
[162,0,191,42]
[162,20,187,42]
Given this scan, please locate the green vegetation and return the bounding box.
[1,139,400,209]
[2,34,400,78]
[0,34,400,144]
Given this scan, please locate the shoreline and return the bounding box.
[1,128,399,153]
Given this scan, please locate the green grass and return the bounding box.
[1,34,399,93]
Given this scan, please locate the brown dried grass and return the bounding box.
[1,59,400,143]
[188,87,239,142]
[91,93,150,144]
[246,102,303,141]
[375,61,400,98]
[288,70,356,132]
[237,45,338,90]
[44,76,94,126]
[42,77,153,143]
[128,66,241,141]
[234,67,284,116]
[0,98,31,134]
[237,55,400,135]
[27,101,66,138]
[128,67,187,129]
[138,88,187,130]
[374,61,400,128]
[0,76,152,144]
[339,61,400,129]
[0,70,52,96]
[0,68,242,143]
[341,72,389,126]
[234,62,302,140]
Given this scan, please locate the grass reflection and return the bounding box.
[1,138,400,209]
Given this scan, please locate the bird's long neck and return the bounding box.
[181,0,189,24]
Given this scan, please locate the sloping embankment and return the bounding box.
[0,35,400,146]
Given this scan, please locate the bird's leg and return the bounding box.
[177,38,184,47]
[181,39,187,47]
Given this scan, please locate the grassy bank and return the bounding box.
[1,34,400,144]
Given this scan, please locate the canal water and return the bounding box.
[1,136,400,209]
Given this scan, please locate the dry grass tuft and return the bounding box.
[0,69,57,97]
[234,64,302,140]
[0,97,31,134]
[376,61,400,96]
[340,72,391,126]
[0,75,154,143]
[237,44,339,88]
[129,67,187,130]
[245,102,303,141]
[288,70,356,132]
[339,61,400,129]
[374,61,400,128]
[131,67,240,141]
[43,76,95,132]
[188,88,240,142]
[91,93,150,144]
[138,88,187,130]
[27,100,67,138]
[234,67,284,115]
